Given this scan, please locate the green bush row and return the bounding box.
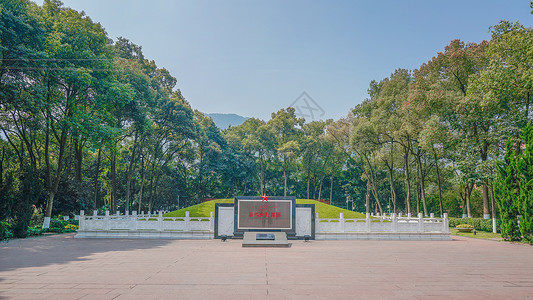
[449,217,501,232]
[0,218,79,241]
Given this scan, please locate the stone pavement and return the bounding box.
[1,234,533,299]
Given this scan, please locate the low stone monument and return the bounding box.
[235,195,295,247]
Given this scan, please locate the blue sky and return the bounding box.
[37,0,532,121]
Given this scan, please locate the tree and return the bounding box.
[268,108,304,196]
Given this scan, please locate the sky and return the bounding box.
[37,0,533,121]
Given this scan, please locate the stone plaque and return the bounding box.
[256,233,275,240]
[237,199,292,230]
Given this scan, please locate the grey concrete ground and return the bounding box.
[1,234,533,299]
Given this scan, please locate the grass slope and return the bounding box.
[163,199,366,219]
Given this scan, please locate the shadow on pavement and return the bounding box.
[0,233,173,273]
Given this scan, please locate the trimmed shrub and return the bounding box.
[456,224,474,229]
[26,226,43,237]
[449,218,501,232]
[65,224,78,231]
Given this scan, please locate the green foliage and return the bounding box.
[1,1,533,238]
[26,226,43,237]
[0,221,14,241]
[44,218,78,233]
[495,124,533,243]
[448,218,501,232]
[455,224,474,229]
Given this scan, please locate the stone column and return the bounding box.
[79,210,85,230]
[443,213,449,233]
[418,213,424,233]
[185,211,191,231]
[210,211,215,231]
[366,213,371,232]
[339,213,345,233]
[157,211,163,231]
[130,211,137,231]
[105,210,110,231]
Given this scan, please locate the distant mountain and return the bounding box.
[206,113,249,129]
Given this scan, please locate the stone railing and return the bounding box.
[76,209,449,240]
[316,213,449,233]
[78,210,214,233]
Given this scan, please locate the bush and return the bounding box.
[449,218,501,232]
[456,224,474,229]
[26,226,43,237]
[44,217,79,233]
[0,220,14,241]
[65,224,78,231]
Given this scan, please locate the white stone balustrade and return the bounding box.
[77,209,450,240]
[79,210,214,233]
[315,213,449,234]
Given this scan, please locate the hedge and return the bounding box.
[449,217,501,232]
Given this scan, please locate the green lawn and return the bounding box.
[164,199,234,217]
[163,198,366,219]
[449,228,502,240]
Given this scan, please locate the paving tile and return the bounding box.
[2,234,533,298]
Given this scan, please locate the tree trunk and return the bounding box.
[415,158,421,214]
[365,182,370,214]
[417,153,428,216]
[138,155,145,212]
[125,133,138,212]
[318,176,324,200]
[460,186,467,218]
[110,152,117,213]
[74,138,83,182]
[283,169,287,197]
[259,155,264,195]
[330,174,333,205]
[465,181,473,218]
[481,142,490,219]
[490,182,497,233]
[0,147,4,187]
[434,149,444,217]
[404,146,411,215]
[388,167,396,214]
[93,149,101,209]
[307,169,310,200]
[43,130,67,227]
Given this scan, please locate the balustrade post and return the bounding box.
[158,211,163,231]
[315,213,320,233]
[340,213,345,233]
[105,210,110,230]
[93,210,98,216]
[210,212,214,231]
[366,213,371,232]
[392,213,397,232]
[443,213,449,233]
[79,210,85,230]
[430,213,434,219]
[131,211,137,231]
[418,213,424,232]
[185,211,191,231]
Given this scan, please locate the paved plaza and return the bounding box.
[1,234,533,299]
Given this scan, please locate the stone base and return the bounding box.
[242,232,290,247]
[316,232,451,241]
[75,230,213,239]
